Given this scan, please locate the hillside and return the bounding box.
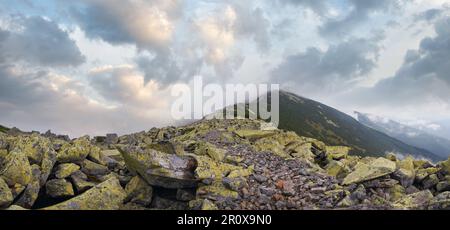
[262,91,441,161]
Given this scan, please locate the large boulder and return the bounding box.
[392,157,415,187]
[43,177,126,210]
[342,158,396,185]
[0,177,13,208]
[428,191,450,210]
[118,147,198,189]
[14,164,42,208]
[55,163,80,179]
[393,190,433,210]
[0,149,32,186]
[56,136,91,163]
[46,179,75,198]
[326,146,350,160]
[124,176,153,206]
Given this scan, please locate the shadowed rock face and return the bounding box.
[1,118,450,210]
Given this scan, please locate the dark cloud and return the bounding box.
[0,16,85,67]
[319,0,401,38]
[271,36,382,88]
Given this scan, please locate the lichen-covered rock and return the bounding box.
[46,179,75,198]
[415,167,439,183]
[43,177,126,210]
[56,136,91,163]
[0,177,13,208]
[70,171,95,193]
[440,157,450,175]
[201,199,218,210]
[393,157,415,187]
[0,148,32,186]
[196,182,239,200]
[421,174,439,189]
[119,146,198,189]
[436,176,450,192]
[55,163,80,179]
[81,159,109,176]
[428,191,450,210]
[39,148,57,186]
[87,146,107,165]
[234,129,277,141]
[342,158,396,185]
[190,154,241,180]
[14,164,41,208]
[393,190,433,210]
[325,160,346,177]
[195,142,226,162]
[11,134,52,165]
[389,184,406,202]
[124,176,153,206]
[326,146,350,160]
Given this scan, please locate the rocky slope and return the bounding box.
[1,118,450,210]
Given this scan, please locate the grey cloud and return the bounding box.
[319,0,401,38]
[335,16,450,111]
[277,0,329,16]
[271,36,381,88]
[0,16,85,67]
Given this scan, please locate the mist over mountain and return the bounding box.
[356,112,450,159]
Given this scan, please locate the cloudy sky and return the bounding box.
[1,0,450,138]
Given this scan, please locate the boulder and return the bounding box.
[326,146,350,160]
[14,164,41,208]
[440,157,450,175]
[436,176,450,192]
[421,174,439,189]
[46,179,75,198]
[55,163,80,179]
[70,171,95,193]
[39,148,57,186]
[56,136,91,163]
[325,160,346,177]
[428,191,450,210]
[191,155,241,180]
[118,147,198,189]
[392,157,415,187]
[81,159,109,176]
[196,182,239,200]
[87,146,107,165]
[342,158,396,185]
[105,134,119,145]
[195,142,226,162]
[124,176,153,206]
[43,177,126,210]
[393,190,433,210]
[0,177,13,208]
[233,129,277,141]
[415,167,439,183]
[0,148,32,186]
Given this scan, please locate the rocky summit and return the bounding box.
[1,119,450,210]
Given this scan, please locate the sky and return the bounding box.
[0,0,450,138]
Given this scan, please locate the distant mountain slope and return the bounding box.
[0,124,9,133]
[260,91,442,161]
[356,112,450,159]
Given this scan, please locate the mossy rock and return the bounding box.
[0,148,32,186]
[342,158,396,185]
[57,136,91,163]
[42,177,126,210]
[393,156,415,187]
[55,163,80,179]
[393,190,433,210]
[189,154,241,180]
[194,142,226,162]
[326,146,350,160]
[325,160,347,177]
[118,147,198,189]
[46,179,75,198]
[124,176,153,206]
[197,182,239,200]
[14,164,41,208]
[0,177,13,208]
